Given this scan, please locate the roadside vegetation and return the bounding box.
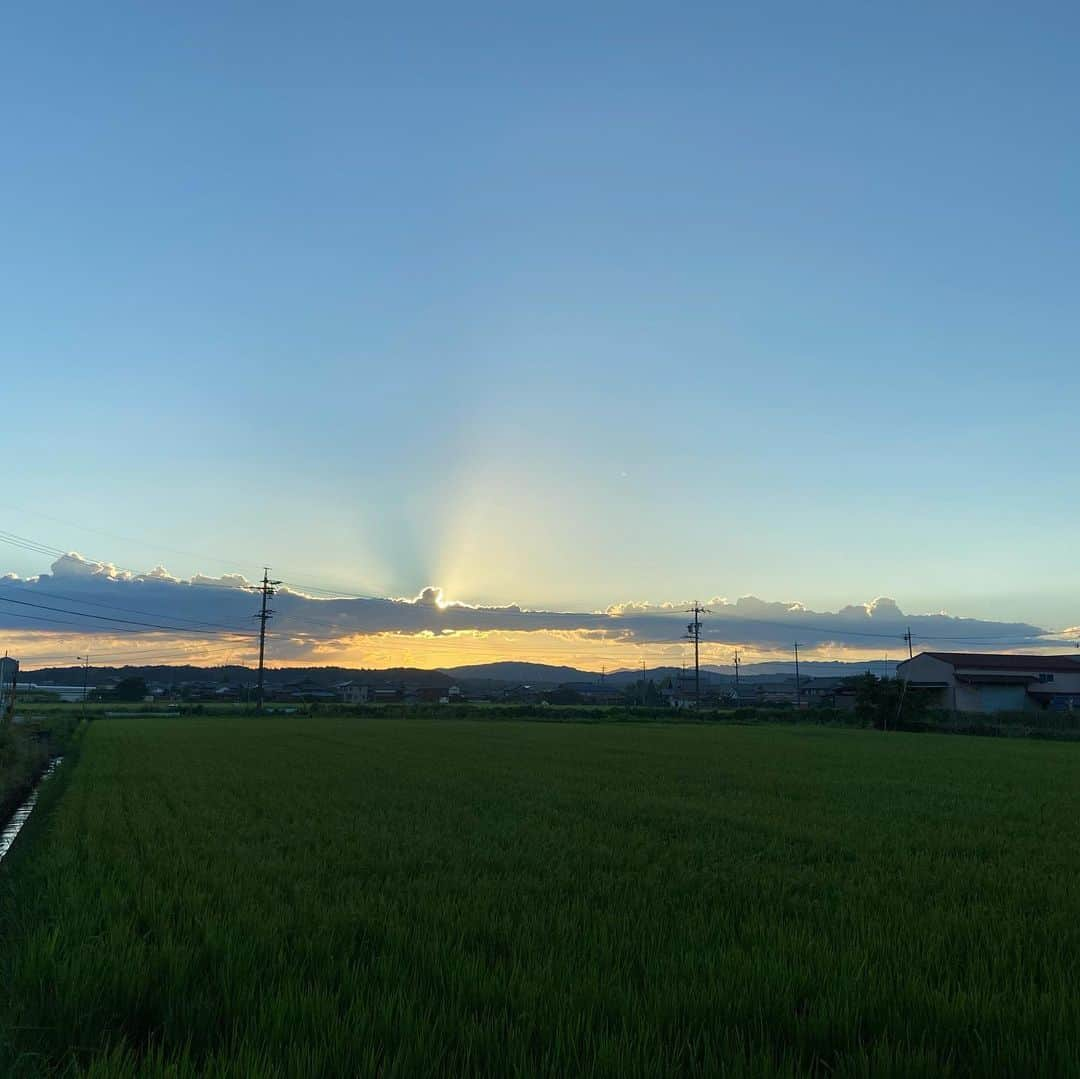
[0,725,47,831]
[0,713,78,832]
[2,716,1080,1076]
[17,681,1080,744]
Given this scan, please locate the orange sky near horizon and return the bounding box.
[0,627,1040,675]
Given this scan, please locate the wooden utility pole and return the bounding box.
[254,569,281,715]
[904,626,913,660]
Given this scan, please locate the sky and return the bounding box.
[2,4,1078,669]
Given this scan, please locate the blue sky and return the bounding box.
[2,2,1078,658]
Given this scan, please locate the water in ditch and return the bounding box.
[0,757,63,863]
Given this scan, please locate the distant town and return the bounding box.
[13,652,1080,715]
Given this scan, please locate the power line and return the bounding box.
[0,530,388,629]
[0,529,65,558]
[3,511,250,572]
[279,580,382,601]
[685,612,1050,643]
[3,583,255,635]
[269,608,361,632]
[3,525,1061,643]
[18,637,256,666]
[0,522,384,602]
[0,610,87,629]
[0,595,257,638]
[1,524,1073,663]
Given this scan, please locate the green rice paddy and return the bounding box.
[2,716,1079,1076]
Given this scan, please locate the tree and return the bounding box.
[624,679,665,706]
[111,677,148,702]
[854,674,927,730]
[543,687,582,706]
[854,673,882,726]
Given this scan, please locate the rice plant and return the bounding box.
[2,717,1079,1076]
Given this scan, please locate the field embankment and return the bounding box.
[2,717,1079,1076]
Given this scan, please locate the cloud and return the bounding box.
[51,552,134,580]
[190,573,253,590]
[140,565,180,583]
[0,555,1066,666]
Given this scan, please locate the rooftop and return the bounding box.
[917,652,1080,673]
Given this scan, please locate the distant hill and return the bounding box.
[22,664,454,689]
[21,658,899,691]
[444,659,898,689]
[440,661,589,686]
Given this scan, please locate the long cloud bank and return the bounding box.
[0,553,1070,657]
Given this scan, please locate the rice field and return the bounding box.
[2,716,1080,1077]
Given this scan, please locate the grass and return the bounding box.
[2,716,1080,1076]
[0,714,73,830]
[17,697,1080,745]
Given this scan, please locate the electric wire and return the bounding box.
[1,523,1073,661]
[0,595,258,638]
[2,584,256,635]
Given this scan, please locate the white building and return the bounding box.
[337,682,376,705]
[896,652,1080,714]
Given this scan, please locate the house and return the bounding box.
[557,681,625,705]
[182,681,220,700]
[661,674,721,709]
[337,681,376,705]
[801,677,858,710]
[500,684,540,704]
[401,680,461,704]
[411,686,448,704]
[732,679,800,706]
[279,678,337,702]
[666,692,698,710]
[896,652,1080,714]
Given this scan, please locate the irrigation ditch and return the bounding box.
[0,756,63,864]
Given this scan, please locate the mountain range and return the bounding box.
[21,658,898,688]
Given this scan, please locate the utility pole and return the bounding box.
[253,569,281,715]
[77,654,90,720]
[641,658,647,707]
[733,649,741,701]
[794,641,801,709]
[904,626,913,660]
[685,602,709,708]
[890,675,908,733]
